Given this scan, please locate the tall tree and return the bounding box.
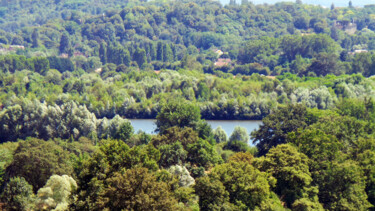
[156,42,163,61]
[163,43,173,63]
[59,32,71,54]
[251,104,310,156]
[31,29,39,48]
[99,42,107,64]
[133,48,147,68]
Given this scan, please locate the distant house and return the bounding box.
[73,51,86,57]
[59,53,69,58]
[215,49,224,57]
[349,49,368,55]
[354,49,368,54]
[266,76,276,80]
[334,20,357,34]
[214,58,232,67]
[0,45,25,53]
[8,45,25,50]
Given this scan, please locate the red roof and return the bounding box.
[214,58,231,67]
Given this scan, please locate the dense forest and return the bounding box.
[2,0,375,210]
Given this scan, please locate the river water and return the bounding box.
[130,119,262,140]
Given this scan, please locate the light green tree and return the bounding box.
[35,175,77,211]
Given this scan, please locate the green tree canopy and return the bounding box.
[156,99,201,134]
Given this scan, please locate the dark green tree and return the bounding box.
[162,43,173,63]
[155,100,201,134]
[0,177,35,211]
[114,121,134,141]
[31,29,40,48]
[5,139,73,192]
[97,168,178,210]
[254,144,322,208]
[59,32,71,54]
[196,160,284,210]
[251,104,310,156]
[156,42,163,61]
[99,42,107,64]
[133,48,147,68]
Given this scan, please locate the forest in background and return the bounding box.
[1,0,375,210]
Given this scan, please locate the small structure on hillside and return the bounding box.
[215,49,224,57]
[214,58,232,67]
[349,49,368,55]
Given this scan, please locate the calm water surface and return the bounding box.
[130,119,262,141]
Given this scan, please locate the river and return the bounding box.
[130,119,262,142]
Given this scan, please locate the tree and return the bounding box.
[155,100,201,134]
[294,16,309,30]
[196,161,282,210]
[158,142,187,168]
[254,144,322,208]
[349,0,353,8]
[73,139,160,210]
[59,33,71,54]
[251,104,310,156]
[35,175,77,210]
[168,165,195,187]
[318,161,371,210]
[32,57,50,74]
[97,168,178,210]
[156,42,163,61]
[99,42,107,64]
[187,139,223,168]
[0,177,35,211]
[195,176,233,210]
[31,29,40,48]
[152,126,199,148]
[228,152,253,165]
[241,0,249,5]
[163,43,173,63]
[331,3,335,10]
[133,48,147,68]
[289,126,373,210]
[307,53,338,76]
[5,139,73,192]
[213,126,228,143]
[229,126,249,143]
[114,121,134,141]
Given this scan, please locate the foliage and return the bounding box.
[97,168,179,210]
[229,126,249,144]
[35,175,77,211]
[254,144,321,208]
[5,138,73,192]
[156,99,201,134]
[72,139,160,210]
[196,161,280,210]
[213,126,227,143]
[0,177,35,211]
[168,165,195,187]
[252,104,310,156]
